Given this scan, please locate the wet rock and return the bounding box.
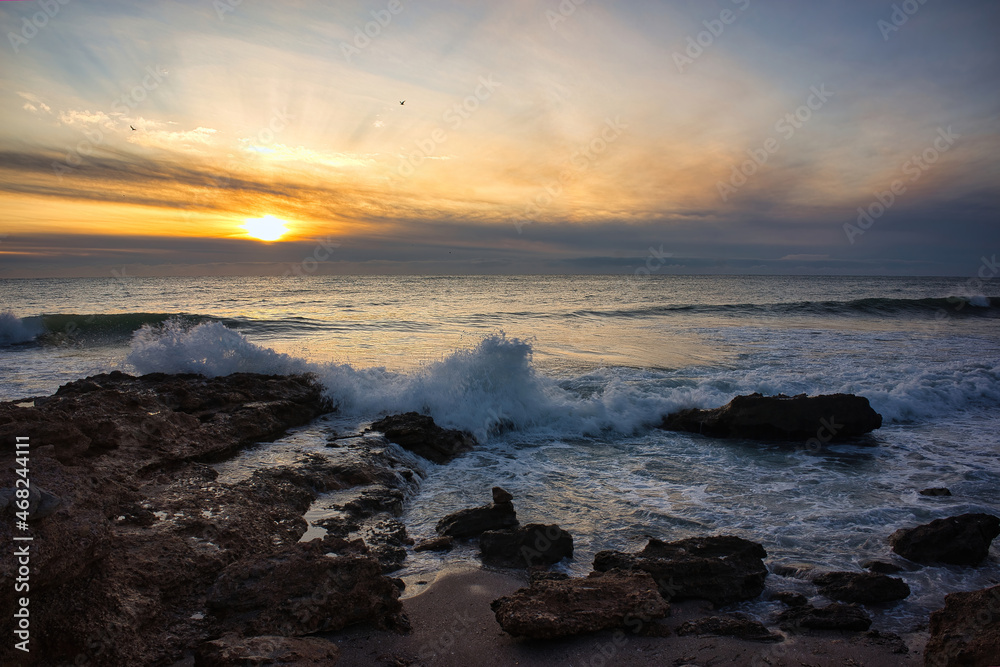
[861,559,904,574]
[777,603,872,632]
[888,513,1000,565]
[770,562,815,579]
[919,487,952,496]
[435,488,518,538]
[491,486,513,503]
[414,536,454,552]
[195,635,340,666]
[370,412,476,464]
[479,523,573,568]
[206,538,406,636]
[659,392,881,441]
[813,571,910,604]
[852,629,909,655]
[491,570,669,639]
[593,535,768,605]
[361,518,413,573]
[924,584,1000,667]
[772,591,809,607]
[676,613,783,642]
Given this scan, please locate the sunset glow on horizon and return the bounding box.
[1,1,997,277]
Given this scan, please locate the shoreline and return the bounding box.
[333,565,923,666]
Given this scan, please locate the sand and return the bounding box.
[330,566,925,666]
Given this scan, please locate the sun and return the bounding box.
[243,215,289,241]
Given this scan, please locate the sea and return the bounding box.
[2,274,999,635]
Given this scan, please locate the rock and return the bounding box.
[479,523,573,568]
[490,570,669,639]
[770,562,815,579]
[0,483,62,520]
[919,487,952,496]
[861,559,904,574]
[773,591,809,607]
[195,635,340,665]
[206,538,406,636]
[370,412,476,464]
[659,392,882,441]
[593,535,768,605]
[852,630,909,655]
[676,613,783,642]
[888,513,1000,565]
[812,571,910,604]
[414,536,454,552]
[777,603,872,632]
[435,490,518,538]
[492,486,513,503]
[924,584,1000,667]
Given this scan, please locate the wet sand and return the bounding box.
[331,566,924,666]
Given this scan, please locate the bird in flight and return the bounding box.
[130,125,136,131]
[399,100,405,105]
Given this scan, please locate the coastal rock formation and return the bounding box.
[195,635,340,666]
[479,523,573,568]
[773,591,809,607]
[490,571,668,639]
[414,535,454,552]
[659,392,882,441]
[861,559,904,574]
[206,537,405,635]
[888,513,1000,565]
[924,584,1000,667]
[435,486,519,538]
[676,614,782,642]
[593,535,768,605]
[0,372,418,666]
[919,487,952,496]
[370,412,476,464]
[777,603,872,632]
[812,571,910,604]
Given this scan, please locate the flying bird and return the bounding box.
[130,125,136,131]
[399,100,405,105]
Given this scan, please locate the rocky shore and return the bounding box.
[2,375,998,665]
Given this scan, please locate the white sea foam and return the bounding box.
[0,311,43,345]
[126,318,1000,440]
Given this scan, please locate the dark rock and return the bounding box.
[853,630,909,655]
[359,518,413,573]
[479,523,573,568]
[777,603,872,632]
[919,487,952,496]
[490,570,669,639]
[370,412,476,464]
[206,538,405,635]
[529,571,570,583]
[593,535,767,605]
[414,536,454,552]
[195,635,340,665]
[492,486,513,503]
[659,392,881,441]
[676,613,783,642]
[888,513,1000,565]
[435,491,518,538]
[924,584,1000,667]
[773,591,809,607]
[813,571,910,604]
[0,483,62,520]
[770,562,815,579]
[861,559,904,574]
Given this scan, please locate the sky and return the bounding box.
[0,0,998,277]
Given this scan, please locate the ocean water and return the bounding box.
[2,275,999,633]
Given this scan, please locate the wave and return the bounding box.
[566,296,996,320]
[125,318,1000,442]
[0,311,301,347]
